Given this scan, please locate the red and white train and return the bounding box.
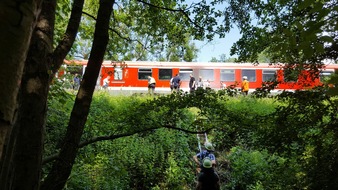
[63,60,338,92]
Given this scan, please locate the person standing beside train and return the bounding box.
[189,74,196,93]
[197,76,204,89]
[172,74,181,92]
[170,76,175,92]
[220,81,226,90]
[148,76,156,95]
[103,75,110,90]
[241,76,249,95]
[205,80,211,90]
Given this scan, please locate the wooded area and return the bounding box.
[0,0,337,189]
[44,88,338,189]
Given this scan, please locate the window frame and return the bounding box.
[262,70,276,82]
[283,68,299,82]
[319,70,334,82]
[114,67,123,80]
[220,69,235,81]
[179,69,193,81]
[138,68,152,80]
[199,69,214,81]
[242,69,256,82]
[158,69,172,80]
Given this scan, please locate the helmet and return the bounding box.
[243,76,248,79]
[202,158,213,168]
[204,142,215,151]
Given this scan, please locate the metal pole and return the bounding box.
[204,132,209,143]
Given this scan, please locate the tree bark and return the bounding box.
[0,0,84,189]
[50,0,85,81]
[0,0,43,158]
[40,0,115,189]
[4,0,57,189]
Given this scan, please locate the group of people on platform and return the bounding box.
[187,74,249,95]
[187,74,213,93]
[101,73,250,95]
[153,73,250,95]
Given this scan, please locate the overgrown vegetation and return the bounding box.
[45,87,338,189]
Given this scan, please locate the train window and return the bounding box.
[220,69,235,81]
[283,68,299,82]
[242,70,256,82]
[159,69,172,80]
[320,71,333,82]
[138,68,152,80]
[179,69,193,81]
[114,67,123,80]
[199,69,214,81]
[262,70,276,81]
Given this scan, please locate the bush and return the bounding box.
[225,147,294,190]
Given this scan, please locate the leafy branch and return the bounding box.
[82,11,146,49]
[42,124,211,164]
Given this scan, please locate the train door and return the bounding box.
[198,69,215,88]
[179,69,193,89]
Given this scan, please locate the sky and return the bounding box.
[194,27,241,62]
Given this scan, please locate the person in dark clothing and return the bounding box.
[189,74,196,93]
[172,74,181,92]
[196,158,220,190]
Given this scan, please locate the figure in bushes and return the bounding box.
[241,76,249,95]
[193,142,216,173]
[196,157,220,190]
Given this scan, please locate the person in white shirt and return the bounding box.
[148,76,156,95]
[197,76,204,89]
[103,76,110,89]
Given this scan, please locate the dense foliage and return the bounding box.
[45,87,338,189]
[2,0,337,189]
[224,0,338,65]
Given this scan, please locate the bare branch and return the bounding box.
[82,11,147,50]
[136,0,185,12]
[163,124,212,134]
[42,124,209,164]
[50,0,84,81]
[136,0,205,32]
[82,11,96,20]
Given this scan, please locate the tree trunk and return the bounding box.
[50,0,85,81]
[0,0,84,189]
[40,0,115,189]
[0,0,43,158]
[3,0,57,189]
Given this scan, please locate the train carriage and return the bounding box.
[63,60,338,92]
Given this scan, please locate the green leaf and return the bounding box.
[320,36,334,43]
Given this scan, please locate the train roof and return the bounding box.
[64,60,338,70]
